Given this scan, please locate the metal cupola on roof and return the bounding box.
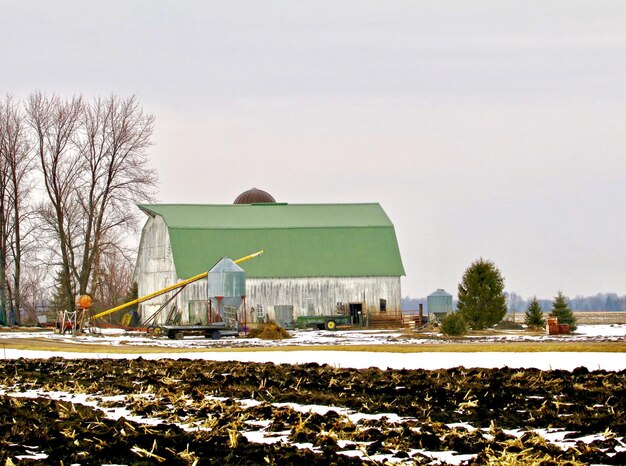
[234,188,276,204]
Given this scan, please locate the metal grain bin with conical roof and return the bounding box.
[428,289,453,321]
[208,258,246,317]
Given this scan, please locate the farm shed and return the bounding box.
[133,192,405,327]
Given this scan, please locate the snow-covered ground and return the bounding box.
[0,324,624,371]
[1,348,624,371]
[3,323,625,347]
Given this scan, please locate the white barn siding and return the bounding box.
[246,277,401,322]
[133,215,179,322]
[134,275,400,325]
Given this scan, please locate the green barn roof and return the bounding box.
[139,203,405,279]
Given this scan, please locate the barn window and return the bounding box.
[256,305,265,319]
[380,299,387,312]
[306,298,315,314]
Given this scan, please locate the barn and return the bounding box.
[133,189,405,327]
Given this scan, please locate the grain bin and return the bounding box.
[428,289,453,321]
[208,258,246,324]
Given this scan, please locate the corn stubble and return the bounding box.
[0,358,624,465]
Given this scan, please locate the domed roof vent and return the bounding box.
[234,188,276,204]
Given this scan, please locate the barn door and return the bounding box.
[349,303,363,325]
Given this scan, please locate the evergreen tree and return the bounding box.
[457,258,507,330]
[441,312,468,336]
[524,297,545,328]
[549,291,577,331]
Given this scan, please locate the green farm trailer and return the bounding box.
[295,314,351,330]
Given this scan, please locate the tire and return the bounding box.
[167,330,176,339]
[210,330,221,340]
[325,320,337,331]
[174,331,184,340]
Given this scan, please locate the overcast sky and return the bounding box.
[2,1,626,300]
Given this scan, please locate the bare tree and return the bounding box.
[77,95,156,298]
[26,92,84,312]
[0,95,35,324]
[92,244,135,321]
[26,92,157,313]
[19,263,52,325]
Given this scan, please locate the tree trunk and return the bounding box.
[0,191,8,324]
[11,193,22,324]
[0,250,7,324]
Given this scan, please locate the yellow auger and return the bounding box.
[91,250,264,321]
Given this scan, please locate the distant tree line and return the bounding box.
[403,292,626,312]
[505,292,626,313]
[0,93,157,325]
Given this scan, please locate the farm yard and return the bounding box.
[0,320,625,465]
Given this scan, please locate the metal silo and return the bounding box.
[428,289,453,321]
[208,258,246,326]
